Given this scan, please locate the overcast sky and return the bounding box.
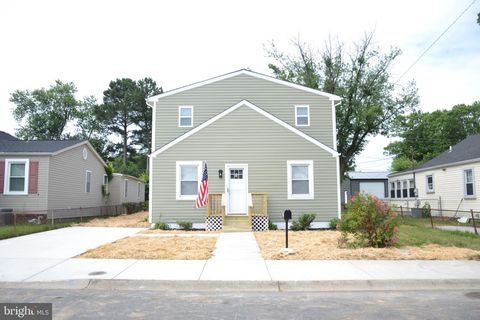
[1,0,479,171]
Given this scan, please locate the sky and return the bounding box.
[0,0,479,171]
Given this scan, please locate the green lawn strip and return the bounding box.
[401,216,476,228]
[398,224,480,250]
[0,222,73,240]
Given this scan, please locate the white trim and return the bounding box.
[332,101,341,151]
[389,157,480,177]
[146,69,342,102]
[178,106,194,128]
[151,100,339,158]
[287,160,314,200]
[335,156,341,218]
[85,170,92,193]
[176,161,202,200]
[225,164,249,215]
[152,100,157,152]
[426,174,434,193]
[295,105,310,127]
[4,159,29,195]
[463,168,476,198]
[148,155,153,223]
[51,141,108,167]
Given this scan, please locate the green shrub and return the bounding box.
[141,201,148,211]
[422,202,431,218]
[339,193,399,248]
[268,220,278,230]
[329,218,340,229]
[291,213,316,231]
[154,221,170,230]
[177,221,193,231]
[123,202,142,214]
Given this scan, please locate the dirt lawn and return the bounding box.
[79,235,217,260]
[255,231,480,260]
[78,211,150,228]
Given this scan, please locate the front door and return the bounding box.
[226,164,248,215]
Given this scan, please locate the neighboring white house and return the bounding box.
[108,173,146,205]
[388,134,480,217]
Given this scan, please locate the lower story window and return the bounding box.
[5,159,29,195]
[287,160,314,199]
[85,170,92,193]
[176,161,201,200]
[464,169,475,197]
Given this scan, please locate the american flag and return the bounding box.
[194,163,208,208]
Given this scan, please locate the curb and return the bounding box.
[1,279,480,292]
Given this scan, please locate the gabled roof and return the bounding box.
[347,171,390,180]
[151,100,339,157]
[146,69,342,102]
[389,134,480,177]
[0,131,19,141]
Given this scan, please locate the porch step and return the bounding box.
[223,215,251,232]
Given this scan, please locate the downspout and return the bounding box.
[332,99,342,218]
[146,100,156,224]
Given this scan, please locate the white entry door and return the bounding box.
[226,164,248,215]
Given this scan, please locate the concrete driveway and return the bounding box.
[0,227,143,281]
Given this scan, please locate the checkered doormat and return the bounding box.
[252,216,269,231]
[205,216,222,231]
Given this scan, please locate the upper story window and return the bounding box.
[295,105,310,126]
[4,159,29,195]
[426,174,434,193]
[176,161,201,200]
[287,160,314,199]
[85,170,92,193]
[178,106,193,127]
[464,169,475,198]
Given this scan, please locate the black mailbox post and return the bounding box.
[284,209,292,248]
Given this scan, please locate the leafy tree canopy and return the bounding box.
[385,102,480,171]
[266,32,419,177]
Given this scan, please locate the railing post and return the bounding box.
[400,205,404,218]
[471,209,478,235]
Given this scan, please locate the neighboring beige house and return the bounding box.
[108,173,145,205]
[147,69,342,230]
[388,134,480,218]
[0,132,145,219]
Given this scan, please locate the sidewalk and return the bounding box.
[1,231,480,286]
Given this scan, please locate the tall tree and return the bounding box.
[267,33,419,178]
[97,79,139,165]
[132,78,162,154]
[385,102,480,171]
[10,80,80,140]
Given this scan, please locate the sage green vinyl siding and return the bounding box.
[47,144,106,210]
[151,105,338,223]
[155,74,334,150]
[0,155,49,212]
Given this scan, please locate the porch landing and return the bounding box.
[222,215,251,232]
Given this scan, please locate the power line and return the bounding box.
[394,0,478,84]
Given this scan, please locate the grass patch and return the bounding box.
[77,211,150,228]
[398,222,480,251]
[401,216,476,228]
[79,236,217,260]
[0,222,73,240]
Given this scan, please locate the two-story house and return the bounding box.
[147,69,342,230]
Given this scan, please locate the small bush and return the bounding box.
[124,202,142,214]
[268,220,278,230]
[422,202,431,218]
[154,221,170,230]
[329,218,340,229]
[141,201,148,211]
[177,221,193,231]
[339,193,399,248]
[291,213,316,231]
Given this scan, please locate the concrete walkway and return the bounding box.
[1,230,480,285]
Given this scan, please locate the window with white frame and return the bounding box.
[402,180,408,198]
[103,174,108,193]
[464,169,475,197]
[137,182,141,198]
[85,170,92,193]
[426,174,434,193]
[176,161,201,200]
[295,105,310,126]
[4,159,29,195]
[396,181,401,198]
[409,179,416,198]
[124,179,128,198]
[178,106,193,127]
[390,182,395,198]
[287,160,314,199]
